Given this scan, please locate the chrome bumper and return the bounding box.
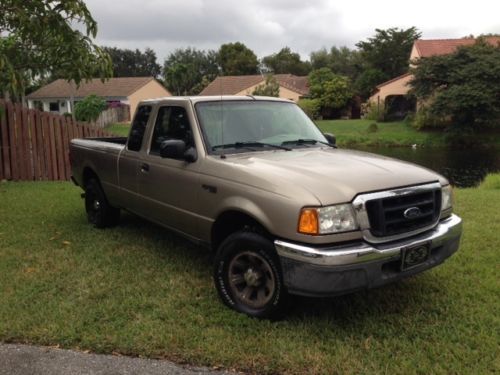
[275,214,462,267]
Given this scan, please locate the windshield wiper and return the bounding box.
[281,139,336,148]
[212,141,292,151]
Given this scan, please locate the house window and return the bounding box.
[49,102,60,112]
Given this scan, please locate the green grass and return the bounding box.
[106,122,130,136]
[0,178,499,374]
[317,119,500,147]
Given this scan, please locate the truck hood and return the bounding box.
[218,147,446,205]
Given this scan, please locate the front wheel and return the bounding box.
[84,178,120,228]
[213,231,288,319]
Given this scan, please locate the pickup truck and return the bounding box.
[70,96,462,319]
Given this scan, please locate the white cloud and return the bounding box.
[84,0,500,61]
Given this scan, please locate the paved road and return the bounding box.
[0,343,234,375]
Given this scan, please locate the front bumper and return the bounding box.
[274,214,462,297]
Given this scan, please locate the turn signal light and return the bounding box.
[298,208,319,235]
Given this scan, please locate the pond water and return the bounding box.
[350,146,500,188]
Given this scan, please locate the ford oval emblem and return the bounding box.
[404,207,421,219]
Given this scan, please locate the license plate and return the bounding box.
[401,242,431,271]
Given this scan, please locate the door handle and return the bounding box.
[140,163,150,173]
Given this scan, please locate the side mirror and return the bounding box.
[160,139,197,162]
[323,133,336,146]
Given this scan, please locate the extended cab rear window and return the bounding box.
[128,105,152,151]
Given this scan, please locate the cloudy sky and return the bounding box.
[85,0,500,61]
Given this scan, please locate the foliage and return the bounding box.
[362,101,386,122]
[103,47,161,77]
[410,40,500,131]
[261,47,311,75]
[74,95,107,122]
[354,27,421,98]
[412,106,447,130]
[0,180,499,374]
[308,68,352,110]
[0,0,112,96]
[298,98,321,120]
[310,46,363,80]
[163,48,218,95]
[367,122,379,133]
[217,42,259,76]
[252,75,280,97]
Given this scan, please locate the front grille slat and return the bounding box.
[366,188,442,237]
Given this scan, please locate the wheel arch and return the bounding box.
[211,209,273,251]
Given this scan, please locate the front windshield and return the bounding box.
[195,100,327,153]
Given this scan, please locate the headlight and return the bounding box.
[441,185,453,212]
[298,204,358,235]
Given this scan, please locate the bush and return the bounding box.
[412,106,448,130]
[62,112,72,118]
[367,122,378,133]
[363,101,386,121]
[298,98,321,120]
[74,95,107,122]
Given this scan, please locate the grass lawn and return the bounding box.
[106,122,130,136]
[1,176,498,374]
[317,119,500,148]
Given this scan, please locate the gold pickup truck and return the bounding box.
[70,96,462,319]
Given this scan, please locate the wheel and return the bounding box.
[84,178,120,228]
[213,230,288,319]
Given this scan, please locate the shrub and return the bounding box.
[74,95,107,122]
[412,106,448,130]
[367,122,378,133]
[62,112,72,118]
[298,98,321,120]
[252,75,280,97]
[363,101,386,121]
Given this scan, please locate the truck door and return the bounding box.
[135,105,201,239]
[117,104,153,213]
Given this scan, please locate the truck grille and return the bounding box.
[365,188,441,237]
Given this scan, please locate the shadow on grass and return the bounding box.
[96,211,448,326]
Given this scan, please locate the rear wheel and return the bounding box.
[214,231,288,319]
[84,178,120,228]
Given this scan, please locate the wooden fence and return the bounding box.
[91,105,130,128]
[0,100,114,181]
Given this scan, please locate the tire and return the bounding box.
[84,178,120,228]
[213,230,288,319]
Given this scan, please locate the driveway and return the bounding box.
[0,343,235,375]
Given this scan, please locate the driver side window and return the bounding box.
[150,106,193,156]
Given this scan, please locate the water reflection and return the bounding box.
[351,146,500,187]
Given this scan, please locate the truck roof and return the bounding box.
[140,95,294,105]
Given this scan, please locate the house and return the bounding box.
[369,36,500,116]
[27,77,171,119]
[199,74,309,102]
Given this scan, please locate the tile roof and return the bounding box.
[27,77,158,99]
[200,74,310,96]
[414,36,500,58]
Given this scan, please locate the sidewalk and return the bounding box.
[0,343,234,375]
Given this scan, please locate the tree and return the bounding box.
[252,75,280,97]
[103,47,161,77]
[308,68,352,114]
[310,46,362,80]
[163,48,218,95]
[409,40,500,130]
[74,95,107,122]
[354,27,421,98]
[217,42,259,76]
[0,0,112,97]
[261,47,311,76]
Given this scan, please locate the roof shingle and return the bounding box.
[414,36,500,58]
[27,77,158,99]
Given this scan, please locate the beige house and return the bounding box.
[200,74,309,102]
[369,36,500,113]
[27,77,171,119]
